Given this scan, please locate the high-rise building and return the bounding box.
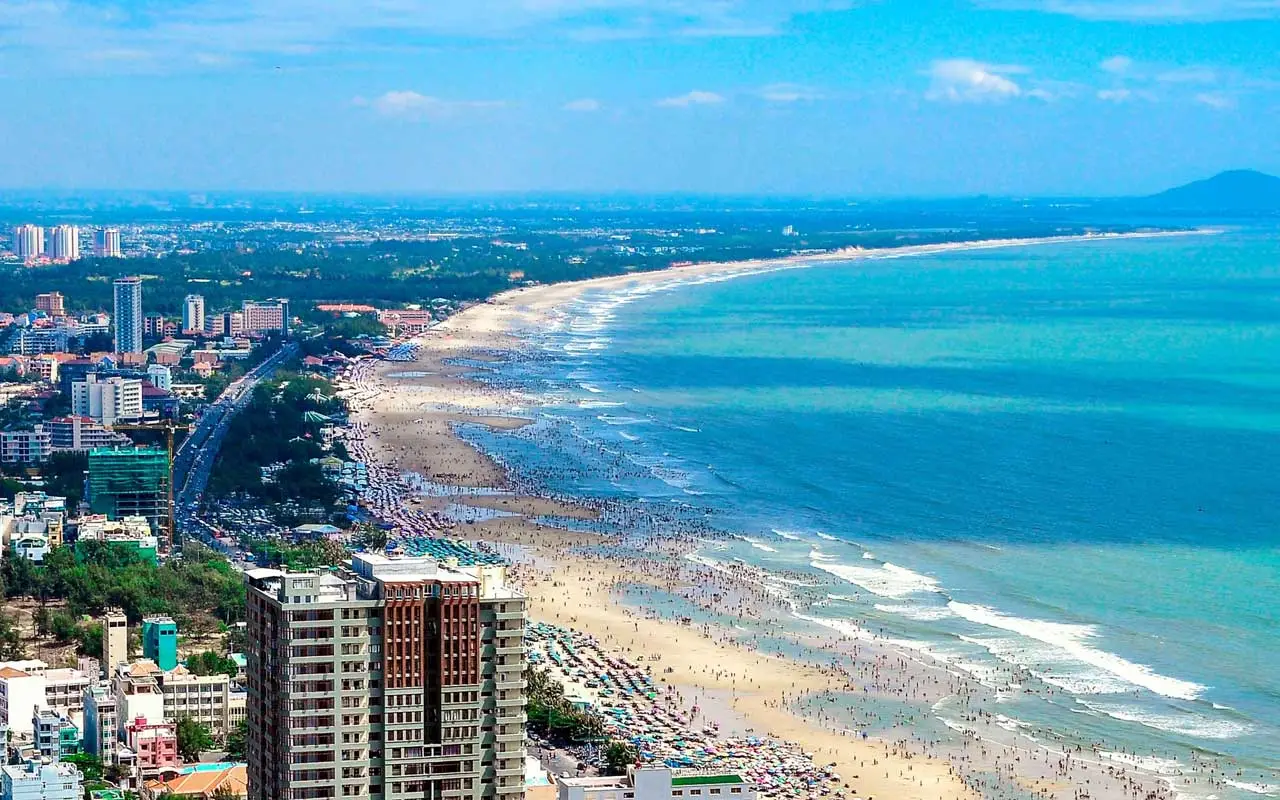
[241,298,290,335]
[103,609,128,677]
[141,616,178,671]
[71,375,143,427]
[12,225,44,261]
[34,292,66,317]
[87,447,169,536]
[182,294,205,333]
[94,228,122,258]
[46,225,80,262]
[112,277,143,354]
[244,553,527,800]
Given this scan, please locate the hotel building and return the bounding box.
[244,552,526,800]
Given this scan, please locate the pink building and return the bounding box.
[124,716,179,776]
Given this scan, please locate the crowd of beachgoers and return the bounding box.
[322,256,1249,800]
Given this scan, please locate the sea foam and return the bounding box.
[949,602,1206,701]
[811,558,941,599]
[1080,701,1251,740]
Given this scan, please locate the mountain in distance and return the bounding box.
[1138,169,1280,214]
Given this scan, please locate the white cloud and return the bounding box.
[360,91,504,119]
[1157,66,1219,84]
[656,90,726,107]
[975,0,1280,21]
[1097,88,1132,102]
[758,83,823,102]
[924,59,1026,103]
[562,98,602,112]
[1100,56,1132,74]
[0,0,863,74]
[1195,91,1236,108]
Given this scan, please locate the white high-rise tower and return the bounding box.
[94,228,122,258]
[47,225,80,261]
[12,225,44,260]
[182,294,205,333]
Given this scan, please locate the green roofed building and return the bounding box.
[558,767,757,800]
[87,447,169,535]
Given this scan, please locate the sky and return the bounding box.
[1,0,1278,196]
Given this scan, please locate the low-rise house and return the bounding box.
[144,763,247,800]
[558,768,757,800]
[0,758,82,800]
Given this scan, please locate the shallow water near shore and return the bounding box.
[456,230,1280,798]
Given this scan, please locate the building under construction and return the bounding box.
[88,447,170,536]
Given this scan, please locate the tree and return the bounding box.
[604,741,639,776]
[0,612,26,660]
[176,717,215,763]
[61,753,103,782]
[186,651,239,679]
[223,719,248,760]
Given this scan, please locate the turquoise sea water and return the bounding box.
[462,230,1280,796]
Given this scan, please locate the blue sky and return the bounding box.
[1,0,1278,196]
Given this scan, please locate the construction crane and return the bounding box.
[112,419,193,554]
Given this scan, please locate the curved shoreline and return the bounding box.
[345,228,1231,800]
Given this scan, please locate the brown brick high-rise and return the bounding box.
[245,553,527,800]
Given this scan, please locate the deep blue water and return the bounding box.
[461,231,1280,797]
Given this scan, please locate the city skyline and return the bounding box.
[1,1,1278,196]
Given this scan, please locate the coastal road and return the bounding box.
[173,341,298,537]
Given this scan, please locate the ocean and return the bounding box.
[457,230,1280,797]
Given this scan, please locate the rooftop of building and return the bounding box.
[246,551,522,604]
[144,762,246,798]
[670,774,745,787]
[2,759,81,781]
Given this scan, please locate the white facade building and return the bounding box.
[182,295,205,333]
[71,375,143,427]
[12,226,43,261]
[46,226,79,262]
[103,611,129,677]
[559,769,757,800]
[145,364,172,392]
[0,759,82,800]
[94,228,122,258]
[0,665,46,735]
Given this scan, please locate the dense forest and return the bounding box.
[206,371,347,505]
[1,540,245,630]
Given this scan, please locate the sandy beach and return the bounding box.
[338,231,1215,800]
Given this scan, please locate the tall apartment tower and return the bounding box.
[95,228,122,258]
[182,294,205,334]
[103,609,129,677]
[13,225,44,260]
[47,225,80,261]
[112,276,143,353]
[245,553,527,800]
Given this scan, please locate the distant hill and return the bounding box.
[1140,169,1280,214]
